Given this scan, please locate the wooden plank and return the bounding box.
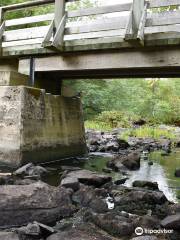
[149,0,180,8]
[0,22,5,39]
[3,26,49,42]
[132,0,144,37]
[65,16,128,35]
[146,11,180,27]
[67,3,131,18]
[21,48,180,72]
[53,13,66,49]
[2,38,44,47]
[5,13,54,27]
[137,4,147,42]
[65,36,125,47]
[64,29,125,41]
[55,0,65,31]
[42,20,54,46]
[145,24,180,34]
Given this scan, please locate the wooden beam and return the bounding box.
[137,3,147,43]
[125,0,145,40]
[149,0,180,8]
[52,13,66,49]
[67,3,131,18]
[18,47,180,78]
[42,20,54,46]
[5,13,54,27]
[2,0,54,12]
[132,0,145,38]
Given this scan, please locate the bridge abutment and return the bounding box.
[0,69,86,168]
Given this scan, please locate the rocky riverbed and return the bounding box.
[0,129,179,240]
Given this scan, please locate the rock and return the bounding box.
[132,181,159,190]
[131,236,158,240]
[161,214,180,230]
[114,178,128,185]
[117,139,130,149]
[175,168,180,177]
[122,152,141,170]
[0,232,20,240]
[0,181,75,228]
[47,224,113,240]
[148,161,153,166]
[72,185,108,213]
[91,212,135,237]
[17,223,41,236]
[109,152,140,171]
[14,163,48,179]
[138,215,160,229]
[102,168,112,173]
[60,166,81,172]
[61,170,111,188]
[14,178,37,185]
[61,177,80,191]
[105,141,119,152]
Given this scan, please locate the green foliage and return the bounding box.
[121,127,175,141]
[64,78,180,126]
[85,110,140,131]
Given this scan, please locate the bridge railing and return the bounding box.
[0,0,180,57]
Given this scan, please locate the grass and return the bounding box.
[85,120,112,131]
[121,126,175,141]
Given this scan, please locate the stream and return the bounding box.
[43,149,180,203]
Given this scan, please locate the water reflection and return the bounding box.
[124,161,178,203]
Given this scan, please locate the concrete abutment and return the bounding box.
[0,67,86,168]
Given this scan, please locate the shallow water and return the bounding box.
[84,150,180,203]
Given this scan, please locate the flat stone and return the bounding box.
[63,169,112,187]
[61,176,80,191]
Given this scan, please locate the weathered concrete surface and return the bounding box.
[0,71,28,86]
[0,86,86,167]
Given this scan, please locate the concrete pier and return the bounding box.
[0,71,86,167]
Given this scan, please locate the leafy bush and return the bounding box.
[85,111,140,130]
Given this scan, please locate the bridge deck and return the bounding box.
[0,0,180,57]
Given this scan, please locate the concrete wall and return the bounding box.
[0,86,87,167]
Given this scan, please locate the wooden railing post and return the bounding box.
[132,0,144,37]
[54,0,65,31]
[125,0,145,41]
[52,0,66,49]
[0,8,5,56]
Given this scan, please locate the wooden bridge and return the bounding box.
[0,0,180,78]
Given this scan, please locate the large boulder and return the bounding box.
[161,214,180,230]
[0,181,75,228]
[14,163,48,179]
[108,152,140,171]
[61,169,111,188]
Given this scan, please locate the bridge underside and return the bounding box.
[19,47,180,79]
